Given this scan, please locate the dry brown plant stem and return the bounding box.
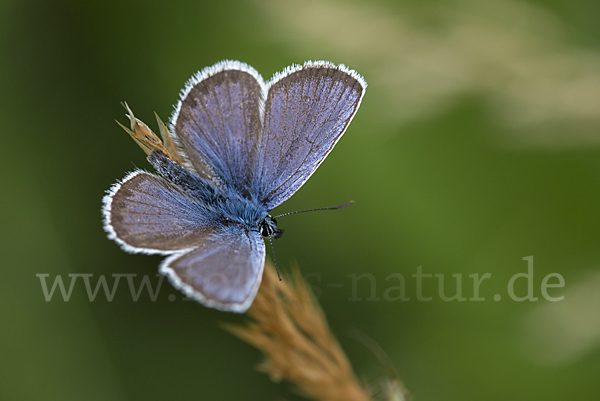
[225,263,373,401]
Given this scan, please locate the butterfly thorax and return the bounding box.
[218,190,284,239]
[148,150,283,238]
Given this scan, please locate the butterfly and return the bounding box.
[102,60,366,312]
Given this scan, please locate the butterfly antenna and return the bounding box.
[268,236,282,281]
[273,200,354,219]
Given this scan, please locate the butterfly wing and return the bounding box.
[104,171,265,312]
[170,60,264,192]
[102,170,218,254]
[160,228,265,312]
[252,62,366,209]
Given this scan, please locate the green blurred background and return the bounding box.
[2,0,600,399]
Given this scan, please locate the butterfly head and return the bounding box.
[259,215,284,239]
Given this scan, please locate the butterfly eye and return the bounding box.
[259,222,271,237]
[259,217,284,239]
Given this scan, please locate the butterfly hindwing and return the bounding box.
[103,171,218,254]
[160,228,265,312]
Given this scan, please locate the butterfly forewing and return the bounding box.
[253,63,366,209]
[103,171,219,253]
[172,61,263,192]
[160,229,265,312]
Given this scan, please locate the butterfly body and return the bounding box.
[148,149,281,239]
[103,60,366,312]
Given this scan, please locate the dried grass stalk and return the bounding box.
[116,102,185,165]
[225,262,373,401]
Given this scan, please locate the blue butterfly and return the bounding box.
[103,60,366,312]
